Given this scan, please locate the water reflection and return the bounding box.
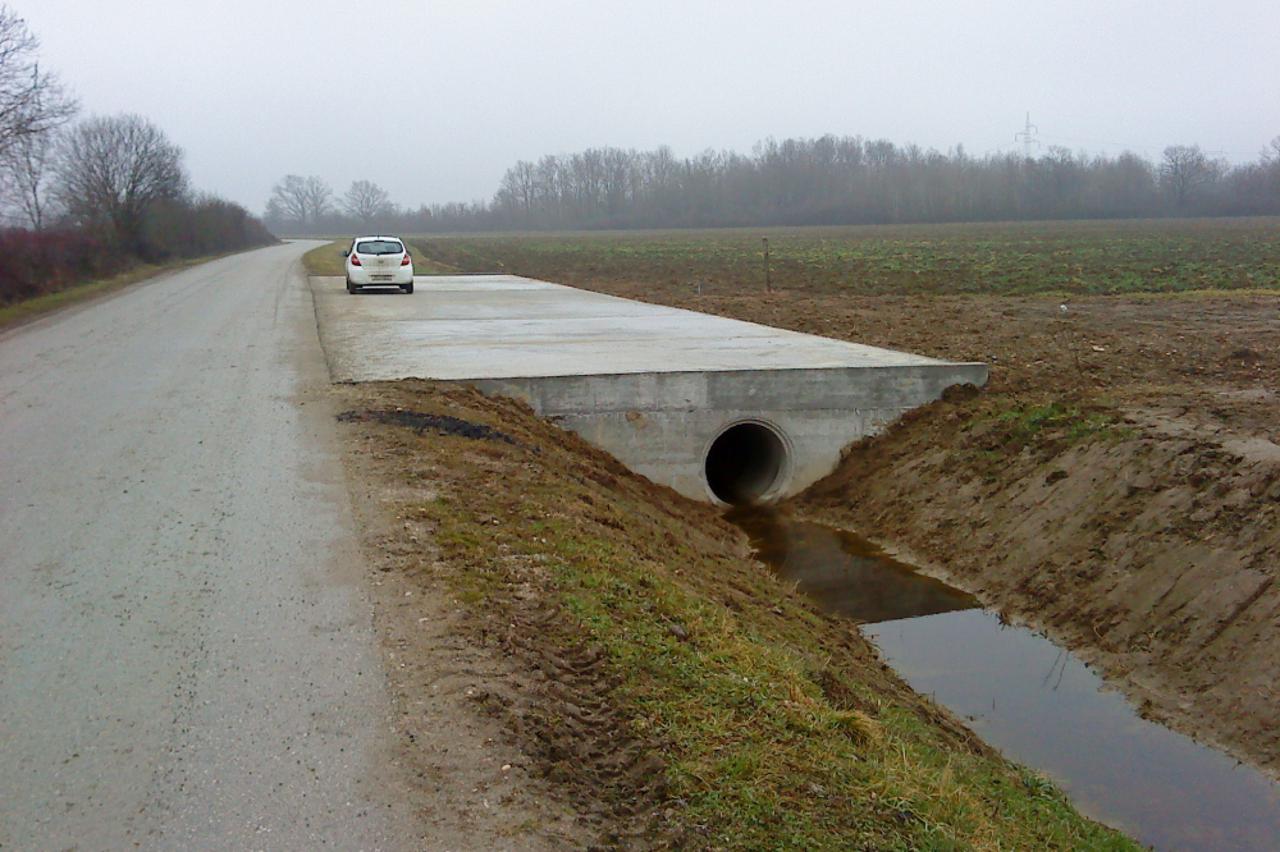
[866,610,1280,851]
[729,508,978,623]
[734,509,1280,851]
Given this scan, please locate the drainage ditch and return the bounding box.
[731,509,1280,851]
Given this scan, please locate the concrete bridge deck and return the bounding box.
[312,274,987,503]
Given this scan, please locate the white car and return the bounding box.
[344,236,414,294]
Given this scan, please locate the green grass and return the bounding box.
[995,401,1124,443]
[0,253,240,330]
[426,480,1133,849]
[302,238,457,277]
[410,217,1280,296]
[960,399,1135,471]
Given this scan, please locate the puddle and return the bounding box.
[730,509,978,623]
[732,509,1280,851]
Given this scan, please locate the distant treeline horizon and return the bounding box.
[265,134,1280,234]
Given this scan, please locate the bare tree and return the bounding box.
[1262,136,1280,170]
[1159,145,1220,208]
[55,114,188,250]
[0,6,76,155]
[341,179,392,221]
[1,122,58,228]
[499,160,537,212]
[267,174,333,229]
[266,175,304,222]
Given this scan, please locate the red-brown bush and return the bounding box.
[0,200,276,306]
[0,227,130,305]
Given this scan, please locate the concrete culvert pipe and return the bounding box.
[704,422,788,505]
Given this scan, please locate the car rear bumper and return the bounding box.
[349,268,414,286]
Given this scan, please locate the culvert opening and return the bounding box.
[705,422,788,505]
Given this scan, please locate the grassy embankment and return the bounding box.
[341,381,1134,849]
[301,238,456,277]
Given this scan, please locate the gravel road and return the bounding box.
[0,243,423,848]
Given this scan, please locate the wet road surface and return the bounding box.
[0,244,423,848]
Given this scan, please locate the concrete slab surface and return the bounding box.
[313,275,965,382]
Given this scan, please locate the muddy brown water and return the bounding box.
[731,509,1280,851]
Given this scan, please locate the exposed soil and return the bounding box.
[335,392,598,848]
[336,384,698,847]
[337,407,520,445]
[542,277,1280,776]
[330,380,1131,849]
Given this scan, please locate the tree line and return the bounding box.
[0,6,273,305]
[269,135,1280,236]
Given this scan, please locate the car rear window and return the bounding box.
[355,240,404,255]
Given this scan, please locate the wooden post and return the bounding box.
[762,237,772,292]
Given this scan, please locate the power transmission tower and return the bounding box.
[1014,112,1040,158]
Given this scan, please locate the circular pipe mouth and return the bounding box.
[704,422,789,505]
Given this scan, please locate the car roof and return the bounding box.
[353,235,403,241]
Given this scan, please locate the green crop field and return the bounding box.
[413,217,1280,296]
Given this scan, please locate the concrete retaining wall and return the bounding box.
[470,362,988,503]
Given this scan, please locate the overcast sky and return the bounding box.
[19,0,1280,213]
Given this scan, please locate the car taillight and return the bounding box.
[400,253,411,266]
[350,254,362,266]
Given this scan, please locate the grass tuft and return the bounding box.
[994,400,1130,446]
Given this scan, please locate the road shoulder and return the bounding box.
[331,383,595,848]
